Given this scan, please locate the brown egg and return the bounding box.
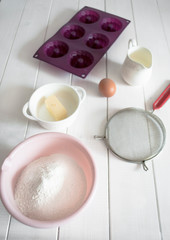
[99,78,116,97]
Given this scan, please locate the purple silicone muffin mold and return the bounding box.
[70,50,94,68]
[44,41,69,58]
[78,9,100,24]
[33,6,130,78]
[62,25,85,39]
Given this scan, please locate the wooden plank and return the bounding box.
[8,218,56,240]
[106,0,161,239]
[0,0,58,239]
[59,0,110,239]
[5,0,84,239]
[0,0,27,82]
[7,0,81,237]
[145,0,170,239]
[157,0,170,49]
[0,0,27,238]
[132,0,170,239]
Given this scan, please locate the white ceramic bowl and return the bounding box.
[0,132,96,228]
[23,83,86,130]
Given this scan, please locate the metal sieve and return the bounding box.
[95,84,170,170]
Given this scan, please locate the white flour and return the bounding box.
[14,154,87,221]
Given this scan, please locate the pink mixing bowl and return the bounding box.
[0,132,96,228]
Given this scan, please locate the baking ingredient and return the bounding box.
[45,95,67,121]
[37,98,55,121]
[130,49,151,68]
[14,154,87,221]
[99,78,116,97]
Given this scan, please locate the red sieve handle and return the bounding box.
[153,84,170,110]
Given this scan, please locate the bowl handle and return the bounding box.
[73,86,86,103]
[22,102,37,121]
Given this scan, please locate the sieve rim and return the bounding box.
[105,107,166,163]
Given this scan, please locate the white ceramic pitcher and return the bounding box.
[121,39,152,86]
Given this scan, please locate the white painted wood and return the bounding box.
[142,0,170,239]
[0,0,170,239]
[0,0,27,238]
[132,0,170,239]
[0,0,58,239]
[156,0,170,53]
[50,0,110,239]
[105,0,161,239]
[8,218,57,240]
[0,0,27,82]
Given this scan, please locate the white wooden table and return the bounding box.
[0,0,170,239]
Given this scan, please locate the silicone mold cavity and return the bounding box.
[45,41,69,58]
[78,10,100,24]
[62,25,85,39]
[86,33,109,49]
[101,18,122,32]
[34,6,130,78]
[70,51,94,68]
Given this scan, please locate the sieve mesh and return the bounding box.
[106,108,165,162]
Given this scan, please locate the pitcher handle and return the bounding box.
[128,39,137,49]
